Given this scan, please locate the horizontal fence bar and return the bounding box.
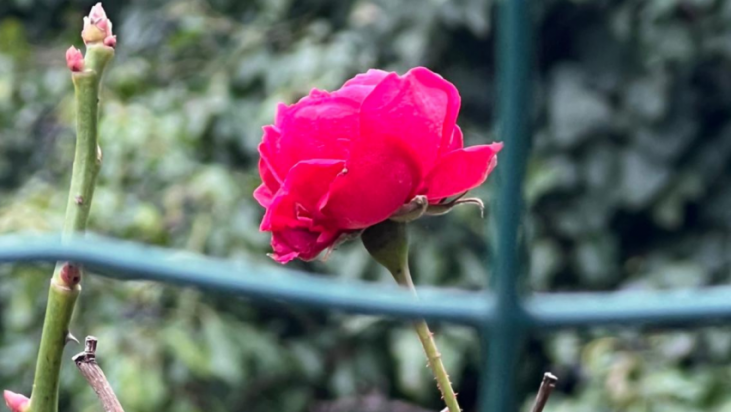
[3,235,731,330]
[0,234,491,325]
[527,287,731,329]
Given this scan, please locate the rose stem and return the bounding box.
[28,43,114,412]
[362,220,461,412]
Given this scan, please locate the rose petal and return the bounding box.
[342,69,390,87]
[253,184,274,208]
[319,68,460,229]
[261,91,359,180]
[257,151,282,193]
[319,137,419,229]
[360,67,460,178]
[271,228,341,263]
[334,69,391,102]
[425,143,503,201]
[261,159,345,232]
[407,68,461,161]
[447,125,464,152]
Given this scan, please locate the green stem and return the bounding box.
[29,281,78,412]
[362,220,461,412]
[29,44,114,412]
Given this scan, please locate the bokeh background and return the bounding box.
[2,0,731,411]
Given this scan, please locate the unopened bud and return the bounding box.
[65,47,84,72]
[103,35,117,48]
[81,3,114,46]
[88,2,107,22]
[3,390,29,412]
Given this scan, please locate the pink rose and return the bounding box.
[254,67,502,263]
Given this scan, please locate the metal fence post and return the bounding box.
[481,0,532,411]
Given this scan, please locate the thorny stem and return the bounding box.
[362,220,461,412]
[28,43,114,412]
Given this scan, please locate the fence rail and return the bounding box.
[0,1,721,411]
[3,235,731,330]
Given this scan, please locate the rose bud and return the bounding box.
[254,67,502,263]
[81,3,114,46]
[103,35,117,48]
[65,46,84,72]
[3,390,29,412]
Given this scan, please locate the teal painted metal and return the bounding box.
[5,235,731,331]
[0,2,728,411]
[528,288,731,329]
[483,0,532,411]
[0,235,492,325]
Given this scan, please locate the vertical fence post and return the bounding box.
[481,0,532,411]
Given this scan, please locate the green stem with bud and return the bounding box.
[28,44,114,412]
[362,220,461,412]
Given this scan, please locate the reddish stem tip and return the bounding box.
[59,263,82,287]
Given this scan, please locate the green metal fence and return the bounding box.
[2,1,731,411]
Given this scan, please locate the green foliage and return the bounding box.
[1,0,730,411]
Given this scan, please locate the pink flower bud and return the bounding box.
[3,390,29,412]
[88,2,107,22]
[65,46,85,72]
[103,35,117,48]
[81,3,115,46]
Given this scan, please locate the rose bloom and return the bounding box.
[254,67,502,263]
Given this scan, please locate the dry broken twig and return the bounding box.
[530,372,558,412]
[72,336,125,412]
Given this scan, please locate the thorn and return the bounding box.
[75,196,84,205]
[66,332,80,345]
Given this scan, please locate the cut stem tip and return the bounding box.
[530,372,558,412]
